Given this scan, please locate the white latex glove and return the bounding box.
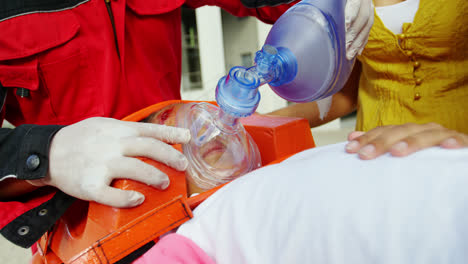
[345,0,374,59]
[28,117,191,208]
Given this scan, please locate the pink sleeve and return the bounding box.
[133,233,215,264]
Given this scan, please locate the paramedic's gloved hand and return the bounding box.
[345,123,468,160]
[28,117,191,208]
[345,0,374,59]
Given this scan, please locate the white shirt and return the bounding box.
[178,142,468,264]
[375,0,420,34]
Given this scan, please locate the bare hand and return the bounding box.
[345,123,468,160]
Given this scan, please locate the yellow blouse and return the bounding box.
[356,0,468,133]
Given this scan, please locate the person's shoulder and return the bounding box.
[0,0,87,22]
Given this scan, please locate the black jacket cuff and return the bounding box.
[0,125,64,181]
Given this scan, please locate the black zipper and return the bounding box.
[0,83,7,113]
[104,0,120,58]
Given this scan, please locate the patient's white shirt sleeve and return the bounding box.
[177,142,468,264]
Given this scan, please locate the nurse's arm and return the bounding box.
[269,61,362,128]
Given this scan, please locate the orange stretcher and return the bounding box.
[31,100,315,264]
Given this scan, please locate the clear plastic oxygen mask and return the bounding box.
[146,0,354,194]
[146,102,261,194]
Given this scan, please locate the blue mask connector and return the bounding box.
[215,45,297,119]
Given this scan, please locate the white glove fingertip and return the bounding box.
[163,127,191,144]
[346,47,357,60]
[358,46,365,56]
[127,191,146,206]
[180,129,191,144]
[174,156,189,171]
[114,157,171,190]
[145,170,170,190]
[162,151,189,171]
[135,123,191,144]
[145,173,170,190]
[97,188,146,208]
[159,177,170,190]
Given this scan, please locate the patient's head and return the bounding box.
[143,102,261,194]
[144,103,184,126]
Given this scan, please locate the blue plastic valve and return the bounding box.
[216,0,354,119]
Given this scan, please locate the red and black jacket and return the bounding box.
[0,0,296,249]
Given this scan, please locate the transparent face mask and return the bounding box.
[145,102,261,194]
